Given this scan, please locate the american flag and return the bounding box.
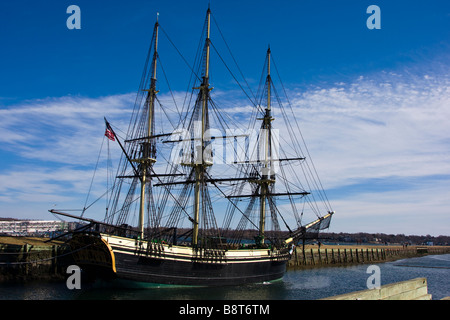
[104,127,115,141]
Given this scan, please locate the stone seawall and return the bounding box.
[0,238,71,282]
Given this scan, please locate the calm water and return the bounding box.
[1,254,449,300]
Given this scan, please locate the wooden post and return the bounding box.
[24,244,29,275]
[51,245,56,274]
[318,248,322,265]
[294,246,299,266]
[310,248,315,265]
[302,246,306,265]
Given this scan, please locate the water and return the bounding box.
[1,254,449,300]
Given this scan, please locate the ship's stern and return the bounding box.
[68,233,116,281]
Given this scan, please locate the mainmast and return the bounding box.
[258,47,275,245]
[192,7,212,247]
[135,19,159,240]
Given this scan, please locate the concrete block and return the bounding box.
[322,278,430,300]
[413,294,432,300]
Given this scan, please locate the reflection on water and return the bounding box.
[75,279,288,300]
[1,254,449,300]
[394,254,450,269]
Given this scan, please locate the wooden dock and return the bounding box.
[0,236,67,281]
[288,244,450,269]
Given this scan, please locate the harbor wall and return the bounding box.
[0,242,70,281]
[321,277,431,300]
[287,245,450,269]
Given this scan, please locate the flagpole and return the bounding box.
[104,118,142,183]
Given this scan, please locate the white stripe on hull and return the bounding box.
[101,233,291,264]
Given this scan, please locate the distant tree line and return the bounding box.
[318,232,450,246]
[2,217,448,246]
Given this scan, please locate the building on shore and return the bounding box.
[0,219,79,236]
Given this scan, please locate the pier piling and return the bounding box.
[288,245,450,269]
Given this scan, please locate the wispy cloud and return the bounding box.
[286,71,450,188]
[280,69,450,235]
[0,94,134,165]
[0,94,135,220]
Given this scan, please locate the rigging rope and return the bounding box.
[81,136,106,218]
[209,41,260,112]
[159,25,202,83]
[271,55,333,213]
[211,12,258,105]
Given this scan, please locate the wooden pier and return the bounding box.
[288,244,450,269]
[0,236,68,281]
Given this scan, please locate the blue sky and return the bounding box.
[0,0,449,236]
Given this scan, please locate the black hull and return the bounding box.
[113,253,286,286]
[68,233,288,287]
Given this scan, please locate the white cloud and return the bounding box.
[0,94,135,220]
[328,179,450,236]
[0,94,134,165]
[277,71,450,236]
[285,72,450,189]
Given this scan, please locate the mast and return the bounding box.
[258,47,274,245]
[136,19,159,240]
[192,7,212,247]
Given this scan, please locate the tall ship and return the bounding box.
[51,7,334,286]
